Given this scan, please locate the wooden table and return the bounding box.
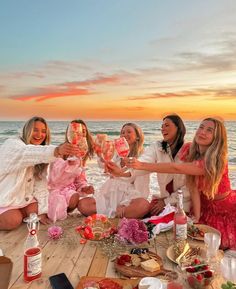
[0,215,224,289]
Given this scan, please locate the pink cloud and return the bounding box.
[11,86,89,102]
[10,74,123,102]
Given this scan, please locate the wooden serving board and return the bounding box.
[76,276,139,289]
[114,251,171,278]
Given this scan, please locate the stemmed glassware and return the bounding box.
[204,232,221,272]
[77,137,88,159]
[101,140,115,174]
[220,256,236,283]
[114,137,130,158]
[66,122,86,161]
[114,136,130,172]
[94,134,107,157]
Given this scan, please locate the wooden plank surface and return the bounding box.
[0,216,225,289]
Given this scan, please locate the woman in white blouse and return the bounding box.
[0,116,80,230]
[108,114,190,215]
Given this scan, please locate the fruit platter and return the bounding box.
[183,258,214,289]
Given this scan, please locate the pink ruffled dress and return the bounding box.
[180,143,236,249]
[48,158,88,221]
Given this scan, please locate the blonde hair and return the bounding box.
[21,116,50,179]
[186,118,227,199]
[66,119,94,164]
[121,123,144,157]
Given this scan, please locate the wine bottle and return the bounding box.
[174,189,187,241]
[23,213,42,282]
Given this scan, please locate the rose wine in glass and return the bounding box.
[101,140,115,173]
[174,189,187,241]
[77,137,88,159]
[66,122,84,160]
[94,134,107,156]
[114,137,130,157]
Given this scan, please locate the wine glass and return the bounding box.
[66,122,84,160]
[220,256,236,283]
[94,134,107,156]
[204,232,221,267]
[114,137,130,158]
[77,137,88,159]
[114,137,130,172]
[101,140,115,174]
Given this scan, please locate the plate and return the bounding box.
[76,276,139,289]
[76,214,115,241]
[166,244,203,265]
[114,251,171,278]
[187,224,221,241]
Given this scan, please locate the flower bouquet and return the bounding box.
[116,218,149,245]
[76,214,115,241]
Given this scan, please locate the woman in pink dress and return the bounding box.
[126,118,236,249]
[47,119,95,222]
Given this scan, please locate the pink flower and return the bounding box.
[116,218,148,245]
[48,225,63,240]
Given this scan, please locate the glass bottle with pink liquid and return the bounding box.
[174,189,187,241]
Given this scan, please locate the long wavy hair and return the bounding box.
[161,114,186,158]
[21,116,50,179]
[120,123,144,157]
[186,118,227,199]
[65,119,94,163]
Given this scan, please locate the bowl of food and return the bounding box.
[76,214,115,241]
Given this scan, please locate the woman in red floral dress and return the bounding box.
[126,117,236,249]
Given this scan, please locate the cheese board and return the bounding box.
[114,251,171,278]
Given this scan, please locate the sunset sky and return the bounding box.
[0,0,236,120]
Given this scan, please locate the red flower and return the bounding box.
[83,226,94,239]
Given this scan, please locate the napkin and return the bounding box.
[143,204,176,235]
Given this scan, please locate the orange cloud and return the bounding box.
[10,74,123,102]
[127,87,236,101]
[11,86,90,102]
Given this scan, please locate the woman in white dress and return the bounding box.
[78,123,150,218]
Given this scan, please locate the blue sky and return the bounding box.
[0,0,236,120]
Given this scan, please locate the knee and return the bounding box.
[69,193,80,210]
[136,199,150,218]
[0,215,23,230]
[78,198,96,216]
[138,199,150,210]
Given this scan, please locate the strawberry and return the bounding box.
[204,270,213,278]
[194,258,201,265]
[202,265,210,271]
[186,267,196,273]
[196,274,203,282]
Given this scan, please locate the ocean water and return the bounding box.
[1,120,236,192]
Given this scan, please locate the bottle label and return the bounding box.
[24,247,42,277]
[176,223,187,240]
